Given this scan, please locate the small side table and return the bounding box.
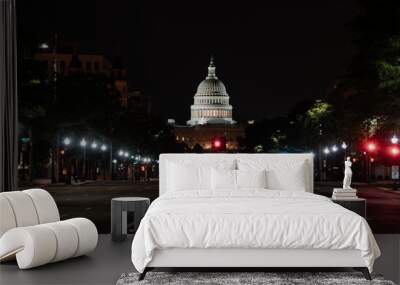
[331,198,366,218]
[111,197,150,242]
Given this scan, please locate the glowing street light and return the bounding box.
[142,157,151,163]
[391,135,399,145]
[124,152,129,157]
[101,144,107,151]
[63,137,71,146]
[80,139,87,147]
[341,142,347,149]
[331,145,338,152]
[118,150,124,156]
[91,142,98,149]
[39,42,49,49]
[323,147,330,154]
[112,159,117,164]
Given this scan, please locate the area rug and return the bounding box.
[116,272,396,285]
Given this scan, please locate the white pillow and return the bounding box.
[211,168,236,191]
[166,159,235,192]
[237,159,307,191]
[266,164,306,191]
[167,162,211,191]
[236,169,267,189]
[211,169,268,191]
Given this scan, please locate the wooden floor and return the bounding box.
[1,234,399,285]
[0,235,134,285]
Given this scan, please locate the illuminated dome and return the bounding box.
[187,57,235,126]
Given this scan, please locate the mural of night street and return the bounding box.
[0,1,399,284]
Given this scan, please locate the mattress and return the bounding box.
[131,190,380,273]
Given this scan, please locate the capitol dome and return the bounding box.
[187,57,236,126]
[196,77,227,97]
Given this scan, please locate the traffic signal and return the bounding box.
[211,137,226,152]
[365,141,377,152]
[389,146,399,157]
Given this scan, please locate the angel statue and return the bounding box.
[343,156,353,189]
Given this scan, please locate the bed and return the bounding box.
[131,153,380,280]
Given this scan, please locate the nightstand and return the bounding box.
[331,198,366,218]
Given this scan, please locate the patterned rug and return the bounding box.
[116,272,396,285]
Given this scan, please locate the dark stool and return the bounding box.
[111,197,150,241]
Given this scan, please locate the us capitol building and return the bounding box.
[172,57,244,151]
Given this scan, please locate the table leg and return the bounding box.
[111,202,124,241]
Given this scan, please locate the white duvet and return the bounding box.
[131,190,380,273]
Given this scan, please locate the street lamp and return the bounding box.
[61,137,71,183]
[341,142,347,149]
[331,145,338,152]
[364,141,377,183]
[323,147,330,154]
[391,135,399,145]
[63,137,71,146]
[101,144,107,151]
[142,157,151,163]
[141,157,151,181]
[124,152,129,158]
[80,139,87,180]
[39,42,49,49]
[112,159,117,164]
[91,142,98,149]
[389,145,400,190]
[118,150,124,156]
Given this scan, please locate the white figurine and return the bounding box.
[343,156,353,189]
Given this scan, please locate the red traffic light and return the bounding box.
[213,139,221,148]
[366,142,377,152]
[211,137,226,151]
[390,146,400,157]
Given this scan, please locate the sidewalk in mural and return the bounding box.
[18,180,400,234]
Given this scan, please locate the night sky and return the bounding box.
[18,0,358,123]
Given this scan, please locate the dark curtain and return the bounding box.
[0,0,18,192]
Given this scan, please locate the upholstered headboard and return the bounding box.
[159,153,314,195]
